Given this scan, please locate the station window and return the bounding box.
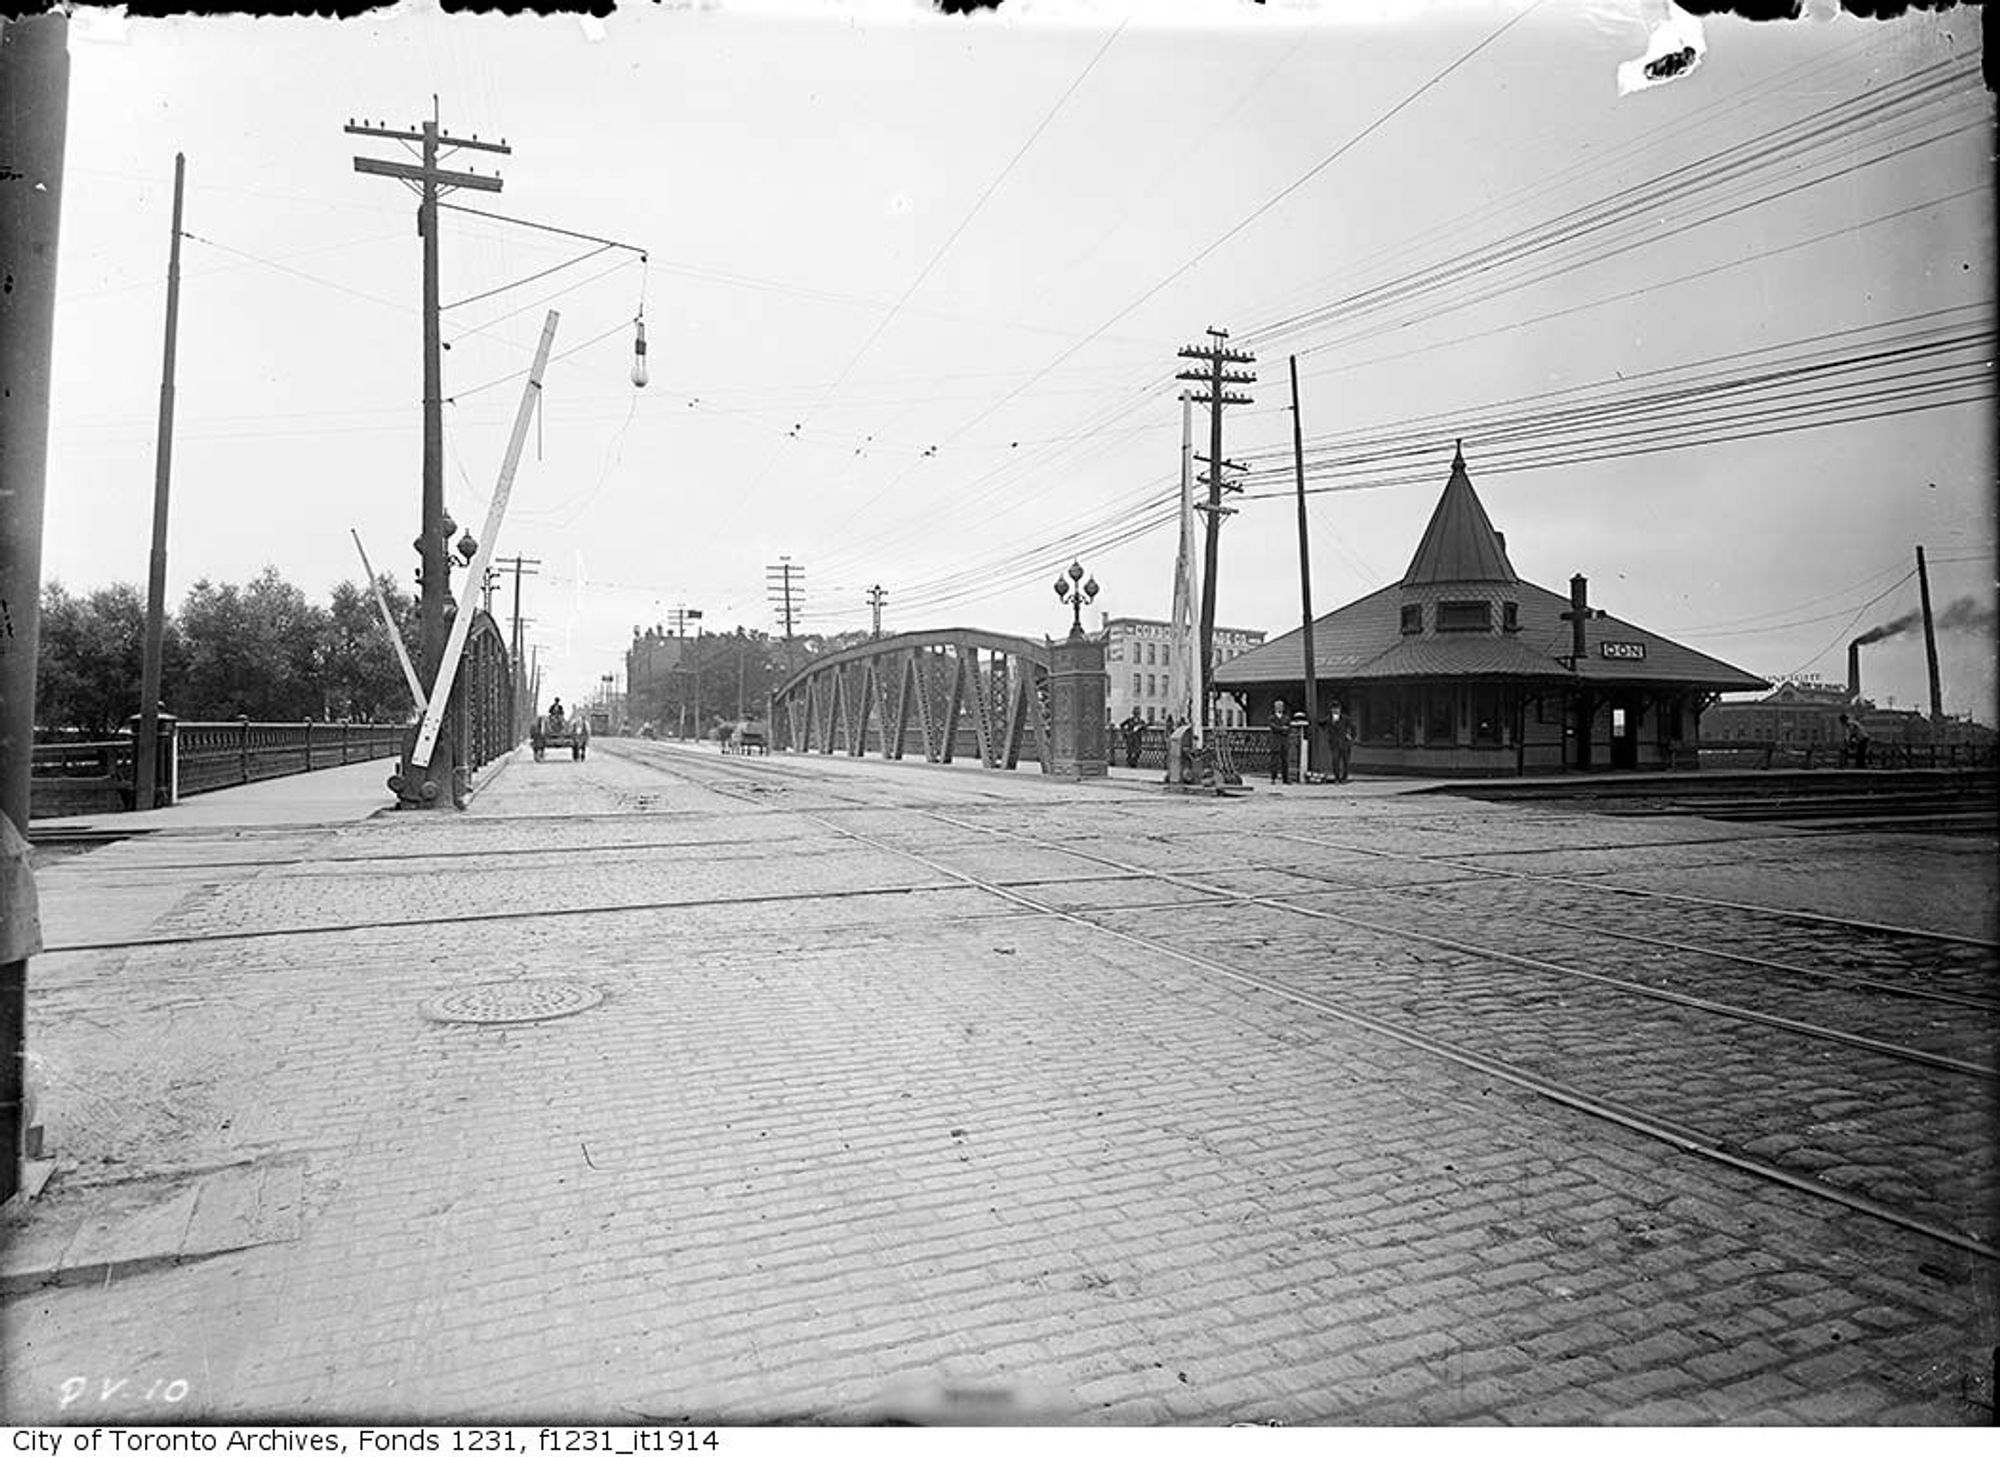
[1357,693,1394,745]
[1437,601,1491,633]
[1502,602,1520,633]
[1400,603,1423,635]
[1425,689,1456,745]
[1471,686,1502,745]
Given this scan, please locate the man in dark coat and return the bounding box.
[1268,700,1292,784]
[1840,712,1870,769]
[1327,702,1356,784]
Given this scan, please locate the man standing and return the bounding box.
[1327,702,1356,784]
[1268,700,1292,784]
[1840,712,1871,769]
[1122,713,1144,769]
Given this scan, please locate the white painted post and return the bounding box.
[411,311,559,769]
[351,528,425,711]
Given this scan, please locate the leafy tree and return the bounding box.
[178,568,330,720]
[320,576,419,720]
[34,581,185,734]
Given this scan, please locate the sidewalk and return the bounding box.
[30,758,403,836]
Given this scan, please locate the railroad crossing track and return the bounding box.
[606,739,1999,1265]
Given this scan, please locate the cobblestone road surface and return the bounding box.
[5,744,1994,1425]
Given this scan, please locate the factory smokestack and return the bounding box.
[1848,639,1861,702]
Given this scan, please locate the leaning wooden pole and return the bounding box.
[1916,544,1943,723]
[1290,355,1318,774]
[408,310,560,782]
[135,152,186,811]
[350,529,424,710]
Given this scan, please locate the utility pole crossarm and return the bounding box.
[345,121,512,155]
[352,156,504,193]
[1177,344,1256,365]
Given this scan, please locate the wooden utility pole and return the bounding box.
[1916,545,1943,722]
[1289,355,1318,773]
[0,10,71,1206]
[495,553,539,736]
[408,310,559,780]
[766,559,803,673]
[346,107,508,806]
[667,606,703,738]
[135,152,185,813]
[1175,329,1254,726]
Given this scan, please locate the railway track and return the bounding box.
[608,740,1998,1263]
[36,739,1995,1263]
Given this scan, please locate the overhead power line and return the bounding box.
[809,0,1549,579]
[873,310,1992,618]
[816,45,1984,581]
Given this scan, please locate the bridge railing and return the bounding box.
[30,719,410,818]
[1105,726,1277,778]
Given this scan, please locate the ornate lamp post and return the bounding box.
[1045,561,1107,778]
[1052,560,1099,639]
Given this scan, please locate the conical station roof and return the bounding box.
[1400,444,1518,587]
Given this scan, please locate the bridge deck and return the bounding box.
[9,741,1995,1424]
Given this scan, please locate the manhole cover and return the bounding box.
[421,979,603,1026]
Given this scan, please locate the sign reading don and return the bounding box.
[1600,641,1647,661]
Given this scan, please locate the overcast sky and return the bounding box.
[42,0,1995,715]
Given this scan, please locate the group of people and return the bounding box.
[1116,703,1360,784]
[1267,700,1356,786]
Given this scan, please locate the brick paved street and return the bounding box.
[4,744,1994,1425]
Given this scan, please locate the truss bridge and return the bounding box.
[771,629,1055,770]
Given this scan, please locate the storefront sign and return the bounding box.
[1600,641,1647,661]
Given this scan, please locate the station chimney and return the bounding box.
[1847,638,1862,703]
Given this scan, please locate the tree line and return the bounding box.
[36,568,422,733]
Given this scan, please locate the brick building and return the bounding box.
[1102,616,1264,728]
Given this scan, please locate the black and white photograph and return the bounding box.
[2,0,1994,1430]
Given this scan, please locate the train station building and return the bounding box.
[1212,447,1768,775]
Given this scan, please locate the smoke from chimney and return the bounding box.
[1847,594,1994,706]
[1853,594,1996,647]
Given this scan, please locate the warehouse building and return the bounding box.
[1102,616,1264,728]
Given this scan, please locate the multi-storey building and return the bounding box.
[1100,616,1266,728]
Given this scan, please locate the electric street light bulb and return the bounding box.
[631,318,649,388]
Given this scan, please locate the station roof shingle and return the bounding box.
[1401,446,1519,587]
[1214,452,1767,694]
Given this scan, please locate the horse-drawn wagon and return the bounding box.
[531,705,590,761]
[722,719,770,755]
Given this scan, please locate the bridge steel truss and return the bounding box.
[453,608,516,776]
[771,629,1055,771]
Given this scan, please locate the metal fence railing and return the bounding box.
[29,719,410,817]
[1107,726,1276,778]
